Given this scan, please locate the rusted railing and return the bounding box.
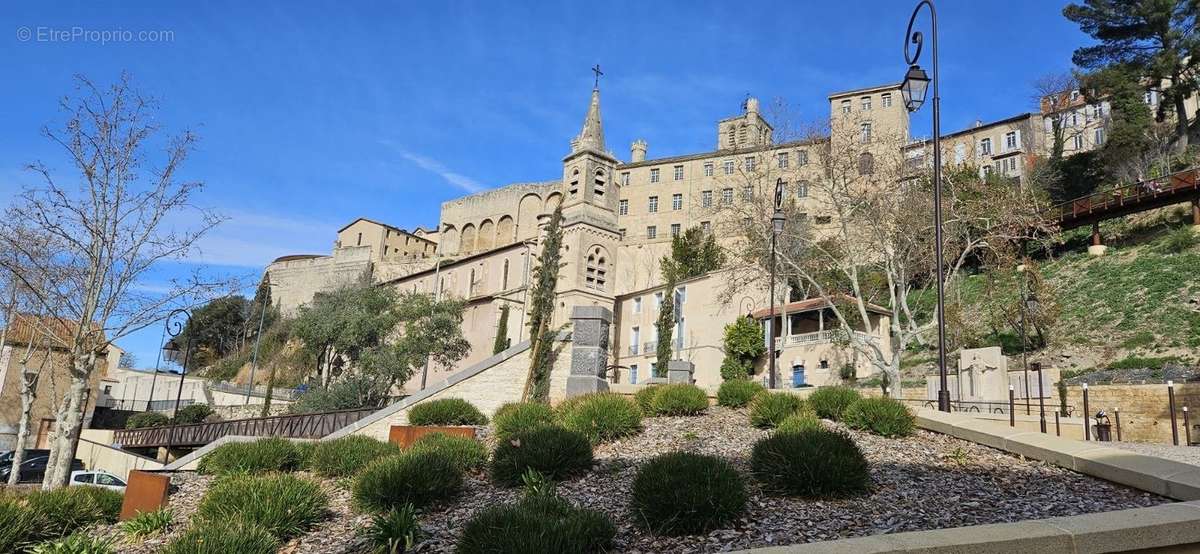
[1051,167,1199,229]
[113,408,376,448]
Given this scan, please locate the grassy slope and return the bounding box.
[909,218,1200,376]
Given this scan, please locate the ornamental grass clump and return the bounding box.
[555,392,642,444]
[748,392,809,428]
[163,521,278,554]
[630,452,747,536]
[490,426,593,487]
[120,508,173,540]
[775,412,822,435]
[352,450,463,513]
[308,435,400,478]
[407,432,488,472]
[807,386,862,420]
[196,437,301,475]
[25,486,122,542]
[456,494,615,554]
[407,398,488,426]
[29,533,114,554]
[717,379,764,408]
[634,386,661,413]
[648,384,708,416]
[196,473,328,540]
[364,504,421,554]
[750,428,870,498]
[0,499,34,552]
[843,397,916,437]
[492,402,555,441]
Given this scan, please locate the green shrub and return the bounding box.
[630,452,746,536]
[288,374,385,414]
[492,402,555,441]
[717,379,764,408]
[750,428,870,498]
[124,412,170,429]
[843,397,916,437]
[352,450,463,513]
[408,433,487,472]
[197,437,301,475]
[1157,225,1197,254]
[0,499,34,552]
[555,393,642,444]
[807,386,862,420]
[120,508,173,540]
[648,384,708,416]
[172,404,214,424]
[776,413,822,435]
[295,440,318,469]
[25,486,120,541]
[407,398,488,426]
[748,392,808,428]
[30,534,113,554]
[364,504,420,554]
[634,386,661,413]
[66,486,122,522]
[196,473,328,539]
[491,426,593,487]
[308,435,400,478]
[163,521,278,554]
[456,494,615,554]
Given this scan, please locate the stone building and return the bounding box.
[260,73,1199,394]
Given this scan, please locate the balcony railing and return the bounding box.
[773,330,875,349]
[643,341,658,355]
[628,344,639,356]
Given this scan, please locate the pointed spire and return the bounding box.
[571,87,606,154]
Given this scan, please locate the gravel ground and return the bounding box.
[100,407,1169,553]
[1110,441,1200,467]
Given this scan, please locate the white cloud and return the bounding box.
[381,141,483,193]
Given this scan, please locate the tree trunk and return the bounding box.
[1172,91,1190,151]
[8,370,38,485]
[41,356,89,489]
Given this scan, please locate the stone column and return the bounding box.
[1087,222,1107,256]
[667,360,694,384]
[566,306,611,397]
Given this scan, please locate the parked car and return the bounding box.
[69,470,127,492]
[0,455,84,484]
[0,449,50,470]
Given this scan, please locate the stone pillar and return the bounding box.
[1192,199,1200,234]
[566,306,611,397]
[1088,222,1107,256]
[667,360,694,384]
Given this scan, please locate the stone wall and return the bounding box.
[267,246,373,316]
[1064,382,1200,444]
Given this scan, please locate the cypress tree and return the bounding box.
[493,304,511,354]
[655,258,679,377]
[523,206,564,402]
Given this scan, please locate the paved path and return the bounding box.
[1110,441,1200,467]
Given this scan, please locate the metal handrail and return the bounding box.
[1050,167,1199,221]
[112,407,376,448]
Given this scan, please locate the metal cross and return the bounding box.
[592,64,603,88]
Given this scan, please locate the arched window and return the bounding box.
[584,246,609,291]
[858,152,874,176]
[593,168,606,197]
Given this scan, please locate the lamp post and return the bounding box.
[162,309,193,461]
[1018,264,1032,415]
[901,0,949,412]
[768,178,786,390]
[246,275,271,404]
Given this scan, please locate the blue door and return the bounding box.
[792,365,806,388]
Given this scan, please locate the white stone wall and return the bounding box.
[267,246,373,316]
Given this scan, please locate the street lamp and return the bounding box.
[768,178,786,390]
[902,0,950,412]
[162,309,193,461]
[246,275,271,404]
[1018,265,1035,415]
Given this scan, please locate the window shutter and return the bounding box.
[1015,130,1022,149]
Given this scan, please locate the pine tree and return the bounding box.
[523,206,564,402]
[493,304,511,354]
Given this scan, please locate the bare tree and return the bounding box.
[0,74,225,488]
[1032,71,1083,162]
[717,113,1054,394]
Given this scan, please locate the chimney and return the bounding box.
[973,119,983,128]
[631,139,647,163]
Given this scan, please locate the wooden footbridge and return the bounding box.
[112,408,376,449]
[1050,167,1200,245]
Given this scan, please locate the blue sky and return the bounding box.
[1,0,1088,367]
